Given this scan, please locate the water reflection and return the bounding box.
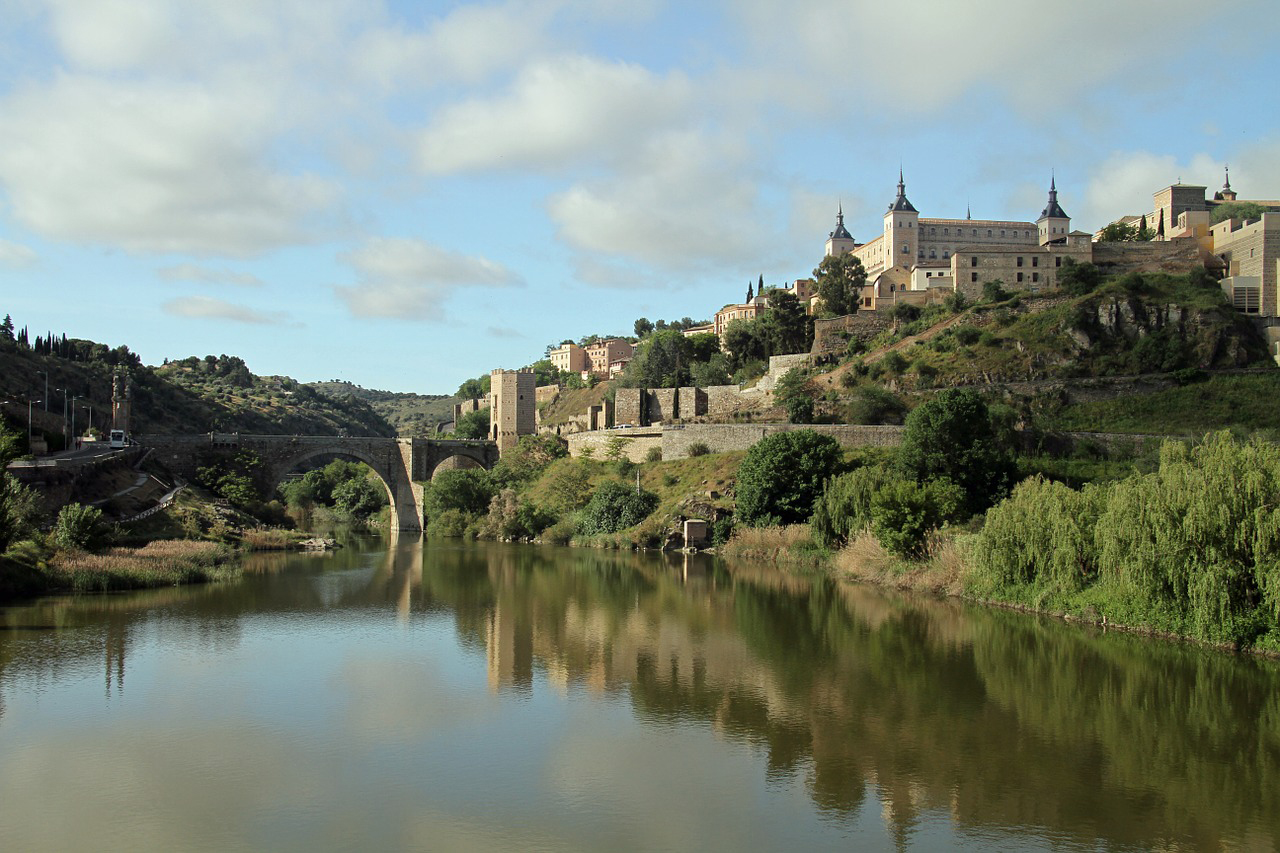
[1,538,1277,851]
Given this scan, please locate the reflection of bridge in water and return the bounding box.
[138,433,501,532]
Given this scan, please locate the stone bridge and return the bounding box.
[136,433,501,532]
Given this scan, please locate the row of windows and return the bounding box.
[928,227,1033,238]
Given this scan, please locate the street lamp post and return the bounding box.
[71,395,82,449]
[28,398,41,441]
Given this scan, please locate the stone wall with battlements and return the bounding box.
[811,314,894,358]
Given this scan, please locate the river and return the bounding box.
[1,535,1276,852]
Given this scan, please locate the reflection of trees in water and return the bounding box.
[421,541,1280,850]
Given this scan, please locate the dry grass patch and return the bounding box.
[49,539,237,593]
[834,530,973,595]
[721,524,827,566]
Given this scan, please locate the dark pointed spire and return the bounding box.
[889,169,917,213]
[830,203,853,240]
[1224,163,1232,191]
[1039,173,1068,220]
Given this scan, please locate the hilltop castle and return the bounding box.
[825,172,1093,308]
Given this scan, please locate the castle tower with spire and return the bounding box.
[882,170,919,267]
[1037,175,1071,245]
[824,204,857,257]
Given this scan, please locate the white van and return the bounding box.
[109,429,128,449]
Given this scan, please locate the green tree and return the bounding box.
[689,353,732,387]
[423,468,494,519]
[761,290,812,355]
[634,317,654,338]
[1209,201,1267,225]
[454,408,490,440]
[544,459,592,513]
[620,329,689,387]
[870,478,962,558]
[735,430,844,527]
[456,375,490,399]
[0,473,39,553]
[491,434,568,487]
[847,386,907,425]
[812,253,867,317]
[332,477,386,518]
[0,314,14,342]
[723,318,767,372]
[811,465,893,548]
[1097,221,1153,242]
[774,368,814,424]
[896,388,1015,517]
[53,503,109,551]
[577,481,659,535]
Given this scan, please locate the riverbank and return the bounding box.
[720,524,1280,658]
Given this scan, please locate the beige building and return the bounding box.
[826,172,1086,310]
[549,342,590,375]
[713,299,768,340]
[489,368,536,454]
[583,338,634,377]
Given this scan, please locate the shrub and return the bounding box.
[847,387,907,425]
[577,481,659,535]
[870,478,962,558]
[423,468,494,518]
[811,465,893,548]
[735,430,844,527]
[53,503,110,551]
[953,325,981,346]
[880,351,908,376]
[645,446,663,463]
[896,388,1016,517]
[982,281,1011,303]
[892,303,921,323]
[687,442,711,457]
[426,508,471,538]
[0,473,40,553]
[971,476,1107,595]
[944,291,969,313]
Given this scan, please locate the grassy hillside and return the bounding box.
[0,339,395,440]
[308,380,457,437]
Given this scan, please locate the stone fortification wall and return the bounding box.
[614,388,642,426]
[566,428,662,462]
[755,353,813,393]
[1092,237,1204,275]
[704,385,753,419]
[811,314,893,357]
[661,423,904,459]
[647,388,678,423]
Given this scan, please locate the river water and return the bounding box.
[1,536,1276,852]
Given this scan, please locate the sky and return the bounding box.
[1,0,1278,395]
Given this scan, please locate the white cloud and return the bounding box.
[0,75,339,256]
[1078,150,1223,231]
[0,237,37,266]
[335,237,522,319]
[728,0,1264,116]
[158,264,264,287]
[416,54,694,174]
[547,131,767,277]
[162,295,292,325]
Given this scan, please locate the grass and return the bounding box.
[1042,373,1280,435]
[720,524,830,568]
[46,540,238,593]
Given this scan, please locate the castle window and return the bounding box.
[1017,272,1024,283]
[1055,257,1062,267]
[943,251,950,259]
[971,272,978,282]
[1000,229,1006,237]
[902,244,909,254]
[1032,272,1040,282]
[930,227,936,235]
[1017,256,1024,267]
[944,228,949,236]
[930,250,936,259]
[1032,256,1039,267]
[971,256,978,267]
[972,229,977,237]
[987,230,993,237]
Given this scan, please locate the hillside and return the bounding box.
[0,339,396,442]
[823,270,1269,390]
[308,380,457,437]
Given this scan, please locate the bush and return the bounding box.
[645,446,663,463]
[971,476,1107,595]
[896,388,1016,517]
[811,465,893,548]
[423,468,494,518]
[880,351,908,376]
[687,442,711,457]
[953,325,981,346]
[735,430,844,527]
[0,473,40,553]
[53,503,110,551]
[847,387,907,425]
[892,303,921,323]
[577,481,659,535]
[870,478,962,558]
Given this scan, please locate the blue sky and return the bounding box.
[1,0,1278,394]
